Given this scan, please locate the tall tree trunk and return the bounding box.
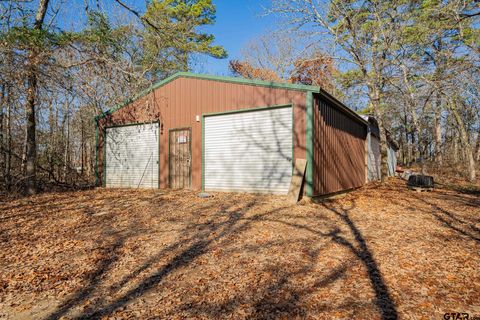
[48,102,54,181]
[5,89,11,190]
[402,112,410,166]
[0,83,4,186]
[408,132,414,166]
[86,140,91,178]
[368,84,389,181]
[434,117,442,165]
[400,65,422,169]
[63,101,70,182]
[25,57,38,195]
[24,0,50,195]
[449,98,476,182]
[453,134,459,165]
[81,116,85,175]
[398,134,405,166]
[475,132,480,162]
[434,93,443,166]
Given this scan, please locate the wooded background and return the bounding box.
[0,0,478,195]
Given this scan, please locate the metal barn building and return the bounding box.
[95,73,369,197]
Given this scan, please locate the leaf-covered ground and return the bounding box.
[0,178,479,319]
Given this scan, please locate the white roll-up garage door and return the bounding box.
[204,106,293,194]
[105,123,159,188]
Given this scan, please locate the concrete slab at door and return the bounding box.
[105,123,159,188]
[204,106,293,194]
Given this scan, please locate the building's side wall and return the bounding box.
[313,96,367,195]
[97,77,307,190]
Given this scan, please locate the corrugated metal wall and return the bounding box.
[97,77,306,190]
[313,96,367,195]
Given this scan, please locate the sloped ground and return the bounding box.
[0,179,479,320]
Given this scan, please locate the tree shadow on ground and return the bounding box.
[435,182,480,197]
[45,198,260,319]
[176,199,398,320]
[45,232,130,320]
[412,195,480,243]
[44,194,398,320]
[321,201,398,320]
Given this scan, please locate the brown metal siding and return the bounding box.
[97,77,307,190]
[313,95,367,195]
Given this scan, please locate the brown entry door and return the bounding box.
[169,128,192,189]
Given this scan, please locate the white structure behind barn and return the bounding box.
[363,116,398,182]
[387,143,398,177]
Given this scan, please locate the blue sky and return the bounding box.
[198,0,275,76]
[51,0,276,76]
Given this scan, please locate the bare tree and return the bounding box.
[269,0,399,180]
